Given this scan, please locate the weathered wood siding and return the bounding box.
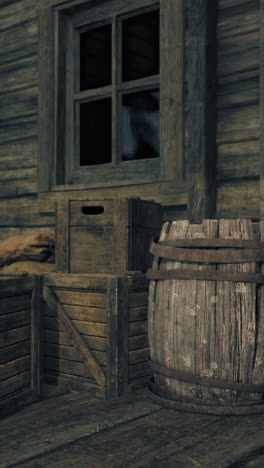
[0,200,56,241]
[0,0,262,221]
[0,0,38,201]
[163,0,261,222]
[216,0,260,219]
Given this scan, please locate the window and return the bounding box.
[38,0,183,192]
[77,8,160,170]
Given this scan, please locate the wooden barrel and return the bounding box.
[147,219,264,415]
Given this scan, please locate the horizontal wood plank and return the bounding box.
[217,49,259,77]
[0,310,31,332]
[129,334,149,351]
[0,371,31,399]
[44,329,107,352]
[43,273,109,290]
[218,68,259,86]
[129,348,150,365]
[44,342,107,367]
[0,340,31,365]
[43,372,106,396]
[0,208,55,227]
[0,0,36,31]
[217,179,260,218]
[217,140,259,158]
[44,304,107,323]
[216,128,259,145]
[0,355,30,382]
[0,167,37,183]
[0,21,37,63]
[129,362,151,380]
[217,104,259,139]
[218,4,259,38]
[217,72,259,96]
[126,274,149,291]
[0,179,37,198]
[0,116,37,145]
[219,0,259,9]
[52,290,108,308]
[129,322,148,337]
[0,294,31,315]
[129,307,148,323]
[0,325,30,348]
[218,30,260,56]
[217,88,259,109]
[39,183,188,208]
[217,153,259,179]
[44,356,96,381]
[44,316,107,338]
[128,292,149,308]
[0,87,37,121]
[0,57,37,95]
[0,138,37,169]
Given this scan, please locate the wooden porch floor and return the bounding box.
[1,389,264,468]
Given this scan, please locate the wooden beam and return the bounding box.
[161,0,184,180]
[31,275,43,402]
[38,7,54,193]
[260,0,264,220]
[38,0,92,9]
[107,277,128,398]
[186,0,217,223]
[55,200,70,273]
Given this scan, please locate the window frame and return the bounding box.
[38,0,184,193]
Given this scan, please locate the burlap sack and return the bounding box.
[0,231,55,267]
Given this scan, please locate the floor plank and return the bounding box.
[1,390,264,468]
[15,409,222,467]
[0,390,159,467]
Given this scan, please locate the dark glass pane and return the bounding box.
[122,10,159,82]
[80,24,111,91]
[122,89,159,161]
[80,99,112,166]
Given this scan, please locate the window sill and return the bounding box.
[65,157,160,186]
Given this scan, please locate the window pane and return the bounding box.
[122,10,159,82]
[122,89,159,161]
[80,99,112,166]
[80,24,112,91]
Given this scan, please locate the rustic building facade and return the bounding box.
[0,0,261,229]
[0,0,263,415]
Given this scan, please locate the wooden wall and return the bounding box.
[0,200,56,242]
[0,0,38,201]
[216,0,260,219]
[0,0,262,221]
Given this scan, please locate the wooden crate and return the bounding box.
[0,275,41,419]
[56,198,161,274]
[42,272,151,398]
